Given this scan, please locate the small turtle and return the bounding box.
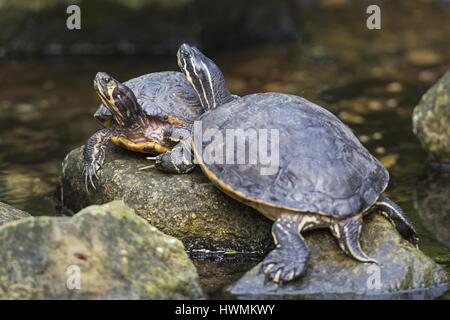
[176,44,419,284]
[83,71,203,190]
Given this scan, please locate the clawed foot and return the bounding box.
[260,247,307,284]
[139,147,194,174]
[83,163,100,191]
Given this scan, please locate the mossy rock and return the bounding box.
[413,71,450,163]
[0,201,31,226]
[0,201,204,299]
[227,215,448,299]
[59,145,273,253]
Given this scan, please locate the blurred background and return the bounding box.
[0,0,449,298]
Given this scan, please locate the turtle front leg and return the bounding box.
[82,128,113,191]
[153,125,195,173]
[260,214,317,284]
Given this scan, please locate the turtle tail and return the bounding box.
[375,194,419,247]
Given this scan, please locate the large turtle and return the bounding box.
[83,71,203,190]
[174,43,419,284]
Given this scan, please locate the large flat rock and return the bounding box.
[227,215,448,299]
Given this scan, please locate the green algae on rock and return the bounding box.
[0,201,31,226]
[413,71,450,163]
[227,215,448,299]
[59,145,273,253]
[0,201,204,299]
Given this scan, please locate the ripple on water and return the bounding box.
[0,165,58,216]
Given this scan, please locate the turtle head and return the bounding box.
[177,43,233,110]
[94,72,145,128]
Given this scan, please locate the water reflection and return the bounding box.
[415,167,450,249]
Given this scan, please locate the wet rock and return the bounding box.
[59,145,273,253]
[227,215,448,299]
[385,82,403,93]
[413,71,450,163]
[414,168,450,249]
[320,0,349,7]
[338,111,365,124]
[192,254,261,299]
[0,202,31,226]
[0,201,204,299]
[378,154,399,169]
[406,49,442,67]
[418,70,438,84]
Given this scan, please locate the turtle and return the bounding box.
[174,43,419,284]
[83,71,203,190]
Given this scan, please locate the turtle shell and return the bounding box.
[193,93,389,218]
[94,71,203,126]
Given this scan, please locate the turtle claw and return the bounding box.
[259,216,311,285]
[140,154,163,171]
[139,164,156,171]
[83,163,99,192]
[260,249,306,284]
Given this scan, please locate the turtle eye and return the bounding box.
[182,50,191,59]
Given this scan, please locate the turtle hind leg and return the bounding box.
[330,214,378,264]
[376,194,419,247]
[260,214,320,284]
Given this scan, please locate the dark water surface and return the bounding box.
[0,1,449,299]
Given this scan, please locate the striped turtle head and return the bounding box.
[177,43,232,110]
[94,72,144,128]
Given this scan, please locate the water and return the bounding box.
[0,0,449,299]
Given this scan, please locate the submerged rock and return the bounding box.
[406,49,442,67]
[413,71,450,163]
[414,167,450,249]
[0,201,31,226]
[227,215,448,299]
[0,201,204,299]
[59,145,273,252]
